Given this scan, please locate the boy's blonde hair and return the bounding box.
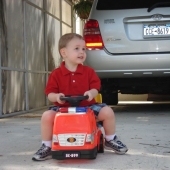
[58,33,84,57]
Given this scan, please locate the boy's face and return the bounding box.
[61,38,86,65]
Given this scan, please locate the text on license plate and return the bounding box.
[144,24,170,37]
[65,152,80,158]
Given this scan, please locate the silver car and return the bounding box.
[83,0,170,105]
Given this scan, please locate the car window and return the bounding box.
[96,0,170,10]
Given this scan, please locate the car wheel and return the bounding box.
[102,91,118,105]
[98,134,104,153]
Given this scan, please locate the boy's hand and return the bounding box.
[56,93,65,104]
[84,89,98,102]
[84,91,93,101]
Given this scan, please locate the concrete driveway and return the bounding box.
[0,103,170,170]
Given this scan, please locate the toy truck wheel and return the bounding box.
[98,134,104,153]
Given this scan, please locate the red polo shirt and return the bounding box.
[45,62,101,107]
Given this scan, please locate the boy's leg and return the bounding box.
[98,106,128,154]
[97,106,116,135]
[32,110,56,161]
[41,110,56,141]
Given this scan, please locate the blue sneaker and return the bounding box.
[32,144,52,161]
[105,135,128,154]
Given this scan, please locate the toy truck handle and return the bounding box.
[60,95,89,107]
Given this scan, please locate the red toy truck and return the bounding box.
[51,96,104,160]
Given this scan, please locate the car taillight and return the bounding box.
[53,134,59,145]
[83,19,104,50]
[86,134,94,144]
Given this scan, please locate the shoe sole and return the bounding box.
[32,155,52,161]
[104,145,128,155]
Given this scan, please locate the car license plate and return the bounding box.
[143,24,170,38]
[64,152,80,158]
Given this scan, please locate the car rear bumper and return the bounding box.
[85,50,170,78]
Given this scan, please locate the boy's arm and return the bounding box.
[48,92,65,104]
[84,89,98,101]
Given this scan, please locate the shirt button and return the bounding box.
[72,73,74,76]
[73,80,75,82]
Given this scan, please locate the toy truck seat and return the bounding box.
[95,93,102,103]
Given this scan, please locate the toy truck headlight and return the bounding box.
[86,134,94,144]
[53,134,59,145]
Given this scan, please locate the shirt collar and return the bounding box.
[60,61,83,75]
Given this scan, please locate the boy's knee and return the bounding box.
[102,106,114,114]
[99,106,115,119]
[41,110,56,122]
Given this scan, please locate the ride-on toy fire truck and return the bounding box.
[51,95,104,160]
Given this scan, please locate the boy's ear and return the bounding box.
[60,48,66,58]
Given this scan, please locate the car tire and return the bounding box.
[102,91,118,105]
[98,134,104,153]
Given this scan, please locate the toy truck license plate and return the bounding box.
[64,152,80,158]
